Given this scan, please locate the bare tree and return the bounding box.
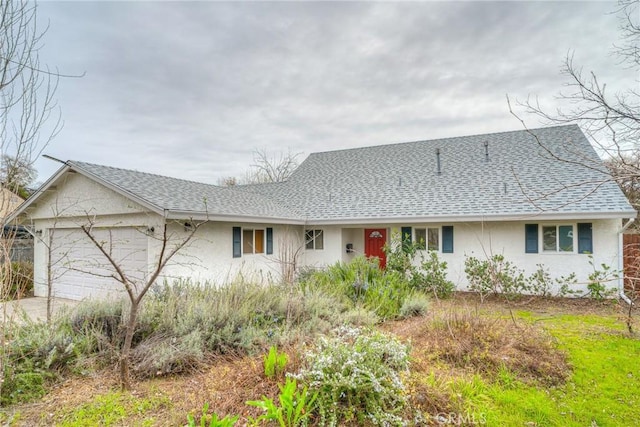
[79,217,204,390]
[245,148,301,184]
[511,1,638,180]
[1,154,37,198]
[1,0,62,400]
[509,0,639,329]
[216,176,238,187]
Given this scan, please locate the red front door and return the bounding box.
[364,228,387,268]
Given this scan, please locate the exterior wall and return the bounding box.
[296,219,622,295]
[27,172,148,220]
[159,223,304,285]
[436,220,620,294]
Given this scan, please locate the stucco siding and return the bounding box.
[28,172,148,220]
[159,222,301,285]
[294,220,621,295]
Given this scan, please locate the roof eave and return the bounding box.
[304,210,638,226]
[165,209,306,225]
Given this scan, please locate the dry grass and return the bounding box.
[387,304,570,387]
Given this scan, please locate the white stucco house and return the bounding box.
[9,125,637,300]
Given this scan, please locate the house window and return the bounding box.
[233,227,273,257]
[414,227,441,251]
[243,229,264,254]
[415,228,427,250]
[305,229,324,250]
[428,228,439,251]
[542,225,574,252]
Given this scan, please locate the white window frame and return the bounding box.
[305,229,324,250]
[415,227,440,251]
[542,224,575,253]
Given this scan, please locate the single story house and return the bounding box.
[9,125,637,300]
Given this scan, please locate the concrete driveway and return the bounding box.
[1,297,79,324]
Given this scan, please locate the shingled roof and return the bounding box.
[66,161,304,222]
[12,124,636,224]
[239,124,635,223]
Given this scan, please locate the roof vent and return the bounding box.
[484,141,489,162]
[436,148,441,175]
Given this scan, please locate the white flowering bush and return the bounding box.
[293,326,410,426]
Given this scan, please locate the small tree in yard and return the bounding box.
[79,217,205,389]
[1,0,62,401]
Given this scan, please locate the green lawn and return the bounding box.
[451,312,640,427]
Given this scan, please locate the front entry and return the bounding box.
[364,228,387,268]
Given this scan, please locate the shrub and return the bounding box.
[247,377,316,427]
[300,256,421,320]
[413,251,455,299]
[413,310,570,386]
[263,345,288,379]
[1,317,87,405]
[586,258,618,300]
[60,280,358,378]
[293,327,410,426]
[464,254,527,300]
[1,261,34,300]
[527,264,580,298]
[399,292,429,318]
[384,233,455,299]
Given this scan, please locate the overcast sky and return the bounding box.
[32,1,635,185]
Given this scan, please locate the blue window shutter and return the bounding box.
[442,226,454,253]
[266,227,273,255]
[232,227,241,258]
[577,223,593,254]
[525,224,538,253]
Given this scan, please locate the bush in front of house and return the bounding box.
[383,233,455,299]
[292,326,410,427]
[68,279,376,379]
[0,261,34,301]
[299,255,431,320]
[1,315,89,405]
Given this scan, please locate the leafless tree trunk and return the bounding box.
[0,0,61,400]
[79,218,204,389]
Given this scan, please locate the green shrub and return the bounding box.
[247,377,316,427]
[1,317,88,405]
[413,251,455,298]
[294,327,410,426]
[399,292,429,318]
[187,403,238,427]
[586,258,618,300]
[300,256,418,320]
[263,345,288,379]
[464,254,527,300]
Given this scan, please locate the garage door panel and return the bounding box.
[50,227,148,300]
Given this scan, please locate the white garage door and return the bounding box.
[50,227,148,300]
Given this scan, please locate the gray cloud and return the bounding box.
[33,1,636,185]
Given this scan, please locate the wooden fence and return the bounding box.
[623,233,640,295]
